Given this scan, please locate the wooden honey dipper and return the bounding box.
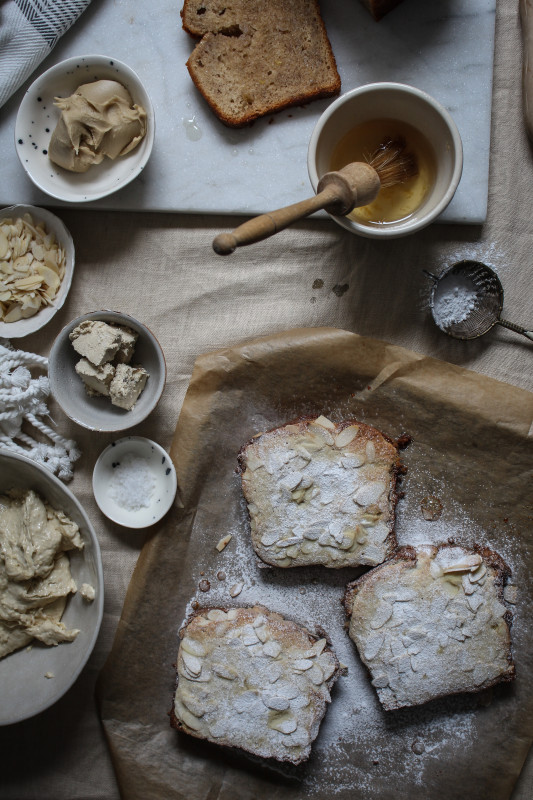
[212,137,418,255]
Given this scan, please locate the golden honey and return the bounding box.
[329,118,436,226]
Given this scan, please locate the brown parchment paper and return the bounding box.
[96,328,533,800]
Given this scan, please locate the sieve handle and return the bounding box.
[497,318,533,342]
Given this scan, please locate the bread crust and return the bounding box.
[344,542,515,711]
[181,0,340,127]
[170,604,341,764]
[239,415,403,569]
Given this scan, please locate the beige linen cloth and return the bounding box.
[1,2,532,799]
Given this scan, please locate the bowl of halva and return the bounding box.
[48,310,166,432]
[0,450,104,725]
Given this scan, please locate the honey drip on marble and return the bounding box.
[329,119,436,226]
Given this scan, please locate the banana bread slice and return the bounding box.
[239,415,403,568]
[181,0,340,127]
[170,605,341,764]
[343,543,515,710]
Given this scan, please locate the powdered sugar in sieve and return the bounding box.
[426,260,533,342]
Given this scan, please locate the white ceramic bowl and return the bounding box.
[14,55,155,203]
[93,436,177,528]
[48,310,166,432]
[308,82,463,239]
[0,205,75,338]
[0,450,104,726]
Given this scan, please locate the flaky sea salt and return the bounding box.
[108,452,156,510]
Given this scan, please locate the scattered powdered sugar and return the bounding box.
[108,452,156,510]
[431,272,479,329]
[176,399,524,797]
[179,464,519,797]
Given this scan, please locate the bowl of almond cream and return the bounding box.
[14,54,155,202]
[0,450,104,725]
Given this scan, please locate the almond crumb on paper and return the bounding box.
[216,534,232,552]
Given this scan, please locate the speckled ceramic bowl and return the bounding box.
[14,55,155,203]
[0,450,104,726]
[48,310,166,432]
[92,436,177,528]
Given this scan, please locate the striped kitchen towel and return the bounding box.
[0,0,91,108]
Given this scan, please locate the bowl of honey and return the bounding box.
[307,82,463,239]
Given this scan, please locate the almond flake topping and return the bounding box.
[215,534,232,552]
[334,425,359,448]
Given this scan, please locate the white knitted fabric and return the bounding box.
[0,339,80,480]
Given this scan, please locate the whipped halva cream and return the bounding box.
[0,489,84,659]
[49,79,147,173]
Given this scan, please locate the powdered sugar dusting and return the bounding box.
[432,273,478,329]
[180,455,519,796]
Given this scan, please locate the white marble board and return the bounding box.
[0,0,496,223]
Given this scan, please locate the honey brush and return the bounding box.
[212,137,418,255]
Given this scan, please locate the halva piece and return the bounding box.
[74,358,115,396]
[70,320,122,366]
[109,363,149,410]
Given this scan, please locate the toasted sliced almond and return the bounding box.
[312,415,335,430]
[292,658,313,671]
[268,713,298,734]
[181,637,207,657]
[182,652,203,677]
[215,534,232,552]
[229,582,243,598]
[442,554,482,574]
[334,425,359,448]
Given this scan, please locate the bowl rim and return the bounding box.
[0,204,75,338]
[0,449,104,725]
[48,309,167,432]
[307,81,464,240]
[14,53,155,203]
[92,435,177,528]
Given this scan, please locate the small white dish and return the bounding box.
[0,450,104,726]
[48,309,166,432]
[307,82,463,240]
[0,204,75,338]
[93,436,177,528]
[14,54,155,203]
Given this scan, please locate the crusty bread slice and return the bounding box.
[358,0,405,21]
[170,605,341,764]
[344,543,515,711]
[181,0,340,127]
[239,415,402,568]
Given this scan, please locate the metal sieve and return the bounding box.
[426,260,533,342]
